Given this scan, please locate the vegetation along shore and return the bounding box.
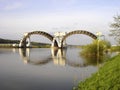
[0,38,50,48]
[73,54,120,90]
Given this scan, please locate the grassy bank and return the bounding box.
[0,38,51,48]
[31,42,51,48]
[0,44,19,48]
[74,55,120,90]
[0,43,51,48]
[111,46,120,52]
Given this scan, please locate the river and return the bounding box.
[0,47,113,90]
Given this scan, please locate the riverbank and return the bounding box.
[0,44,51,48]
[0,44,18,48]
[0,38,51,48]
[74,54,120,90]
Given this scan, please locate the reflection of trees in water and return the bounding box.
[18,47,111,67]
[66,61,88,68]
[80,53,111,66]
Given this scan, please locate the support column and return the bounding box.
[19,32,29,48]
[54,32,66,48]
[19,40,23,47]
[51,37,56,47]
[26,36,31,47]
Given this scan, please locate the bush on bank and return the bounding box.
[111,46,120,52]
[80,40,111,56]
[73,55,120,90]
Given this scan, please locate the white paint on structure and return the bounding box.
[54,32,67,47]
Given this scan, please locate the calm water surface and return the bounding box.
[0,47,112,90]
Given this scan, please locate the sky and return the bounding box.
[0,0,120,40]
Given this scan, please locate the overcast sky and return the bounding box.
[0,0,120,39]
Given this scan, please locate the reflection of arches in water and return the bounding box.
[51,47,102,67]
[18,48,102,67]
[19,48,52,65]
[28,58,52,65]
[51,48,67,66]
[19,48,67,66]
[19,48,30,64]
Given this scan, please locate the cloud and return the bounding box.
[3,2,22,11]
[51,0,77,6]
[0,10,110,31]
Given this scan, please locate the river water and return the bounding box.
[0,47,113,90]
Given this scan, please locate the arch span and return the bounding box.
[61,30,97,47]
[19,31,58,48]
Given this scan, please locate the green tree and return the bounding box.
[110,15,120,45]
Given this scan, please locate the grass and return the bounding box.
[31,42,51,48]
[74,54,120,90]
[111,46,120,52]
[0,44,18,48]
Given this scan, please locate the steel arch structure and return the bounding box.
[19,31,58,48]
[61,30,97,48]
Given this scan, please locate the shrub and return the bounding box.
[111,46,120,52]
[80,40,111,56]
